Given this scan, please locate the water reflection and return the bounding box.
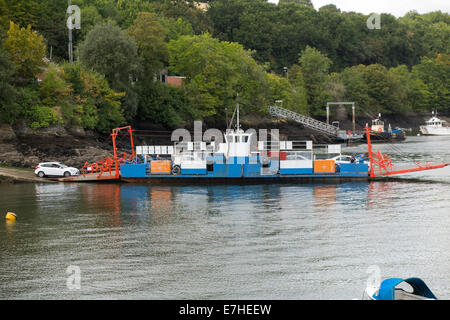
[313,185,337,210]
[31,181,419,226]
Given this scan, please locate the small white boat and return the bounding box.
[419,111,450,135]
[363,277,438,300]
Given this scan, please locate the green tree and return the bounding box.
[77,5,104,40]
[4,21,46,82]
[79,21,140,121]
[287,64,309,110]
[340,65,370,115]
[158,17,194,42]
[114,0,154,28]
[127,12,169,77]
[149,0,212,34]
[136,79,193,127]
[298,46,332,116]
[266,73,308,114]
[360,64,405,115]
[0,45,17,124]
[0,0,9,33]
[62,62,126,132]
[168,33,268,119]
[25,104,63,129]
[34,0,68,61]
[279,0,313,6]
[412,54,450,113]
[389,64,430,112]
[3,0,40,28]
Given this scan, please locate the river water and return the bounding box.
[0,136,449,300]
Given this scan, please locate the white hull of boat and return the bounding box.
[419,126,450,135]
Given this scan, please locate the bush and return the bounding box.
[26,105,63,129]
[137,80,193,127]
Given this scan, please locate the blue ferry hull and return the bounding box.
[120,162,369,183]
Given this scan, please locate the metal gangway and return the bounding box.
[268,105,340,137]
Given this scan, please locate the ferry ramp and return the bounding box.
[268,105,363,141]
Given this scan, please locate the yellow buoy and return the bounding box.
[5,212,17,221]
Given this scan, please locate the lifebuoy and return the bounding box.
[172,165,181,175]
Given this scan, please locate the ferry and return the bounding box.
[70,103,449,184]
[120,131,370,183]
[419,111,450,135]
[114,112,447,183]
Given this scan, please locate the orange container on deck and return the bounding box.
[314,160,335,173]
[150,160,171,174]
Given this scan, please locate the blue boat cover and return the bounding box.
[373,277,437,300]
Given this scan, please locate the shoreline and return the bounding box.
[0,166,57,183]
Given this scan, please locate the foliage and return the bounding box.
[266,72,308,115]
[39,64,72,106]
[208,0,450,72]
[158,17,194,42]
[279,0,313,6]
[168,33,268,120]
[25,105,63,129]
[361,64,404,115]
[3,0,40,29]
[412,54,450,113]
[0,0,9,33]
[77,5,104,40]
[389,65,430,113]
[3,21,46,82]
[78,21,140,121]
[298,46,332,116]
[127,12,169,77]
[149,0,212,34]
[8,61,126,132]
[136,79,193,127]
[61,62,126,132]
[0,45,17,124]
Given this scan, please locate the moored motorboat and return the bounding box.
[363,114,405,143]
[419,111,450,135]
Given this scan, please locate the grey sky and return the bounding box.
[267,0,450,17]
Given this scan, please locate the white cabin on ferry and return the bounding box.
[217,130,253,158]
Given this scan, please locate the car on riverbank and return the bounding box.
[35,162,80,178]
